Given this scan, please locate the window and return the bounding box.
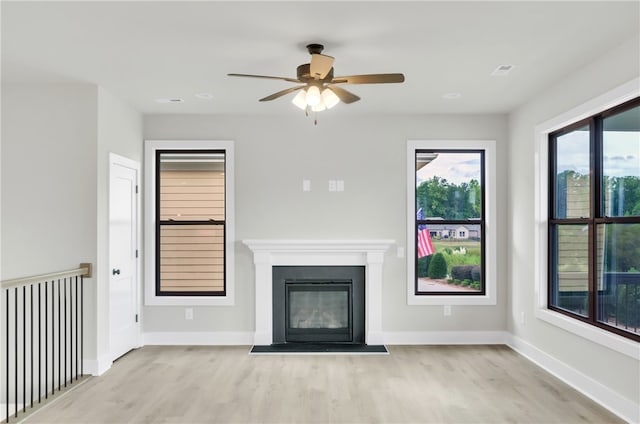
[157,150,226,295]
[549,97,640,341]
[407,140,496,306]
[145,141,235,306]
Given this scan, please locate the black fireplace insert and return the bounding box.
[273,266,365,344]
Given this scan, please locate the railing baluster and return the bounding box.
[22,286,26,414]
[51,280,54,396]
[14,287,18,419]
[6,289,9,423]
[64,278,67,388]
[70,278,73,383]
[75,276,78,381]
[81,275,84,377]
[45,282,48,400]
[57,279,61,392]
[30,284,34,409]
[38,283,41,404]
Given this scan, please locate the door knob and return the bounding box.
[112,268,121,275]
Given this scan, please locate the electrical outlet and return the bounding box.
[444,305,452,316]
[302,179,311,192]
[185,308,193,320]
[397,246,405,258]
[337,180,344,192]
[328,180,337,192]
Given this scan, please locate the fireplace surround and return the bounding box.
[243,240,394,346]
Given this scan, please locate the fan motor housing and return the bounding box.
[296,64,334,83]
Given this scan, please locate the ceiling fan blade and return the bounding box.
[228,73,301,83]
[259,85,306,102]
[332,73,405,84]
[310,54,334,79]
[327,85,360,104]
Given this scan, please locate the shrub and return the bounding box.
[462,279,472,287]
[471,266,482,282]
[470,282,481,290]
[451,265,474,282]
[427,253,448,279]
[417,256,431,278]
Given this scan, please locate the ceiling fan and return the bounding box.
[228,43,405,115]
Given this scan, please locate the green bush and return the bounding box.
[471,266,482,282]
[427,253,448,279]
[470,282,481,290]
[451,265,474,282]
[462,279,472,287]
[417,256,431,278]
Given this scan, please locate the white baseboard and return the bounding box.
[383,330,509,345]
[143,331,254,346]
[83,353,112,376]
[142,330,509,346]
[507,334,639,424]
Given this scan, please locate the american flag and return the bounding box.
[417,208,435,258]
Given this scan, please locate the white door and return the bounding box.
[109,155,139,361]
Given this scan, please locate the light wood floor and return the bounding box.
[24,345,622,423]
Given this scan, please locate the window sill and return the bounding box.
[144,294,235,307]
[535,308,639,359]
[408,292,496,306]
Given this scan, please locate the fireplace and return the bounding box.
[272,266,365,344]
[243,239,394,346]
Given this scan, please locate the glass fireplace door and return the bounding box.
[285,282,353,342]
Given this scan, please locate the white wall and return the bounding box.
[1,83,143,371]
[508,35,640,419]
[143,113,509,337]
[1,84,99,360]
[95,87,143,369]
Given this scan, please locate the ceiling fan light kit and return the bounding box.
[228,43,405,123]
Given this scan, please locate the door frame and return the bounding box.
[108,153,142,360]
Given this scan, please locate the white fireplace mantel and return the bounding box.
[243,239,395,345]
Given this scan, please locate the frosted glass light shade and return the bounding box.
[305,86,321,106]
[311,101,326,112]
[321,88,340,109]
[292,90,307,110]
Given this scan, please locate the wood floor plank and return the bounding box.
[23,345,624,424]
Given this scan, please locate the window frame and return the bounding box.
[547,97,640,342]
[155,149,227,297]
[144,140,235,306]
[534,77,640,356]
[407,140,497,306]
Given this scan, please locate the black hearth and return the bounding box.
[272,266,365,345]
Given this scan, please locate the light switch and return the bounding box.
[329,180,337,192]
[303,179,311,192]
[337,180,344,192]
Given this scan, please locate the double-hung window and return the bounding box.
[548,97,640,341]
[145,140,235,306]
[407,140,497,305]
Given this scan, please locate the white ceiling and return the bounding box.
[2,1,639,116]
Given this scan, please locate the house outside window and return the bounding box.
[548,97,640,341]
[407,140,497,306]
[144,140,235,306]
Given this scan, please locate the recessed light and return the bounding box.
[442,93,462,100]
[156,98,184,103]
[491,65,515,76]
[195,93,214,100]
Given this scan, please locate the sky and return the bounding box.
[556,130,640,178]
[416,152,481,185]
